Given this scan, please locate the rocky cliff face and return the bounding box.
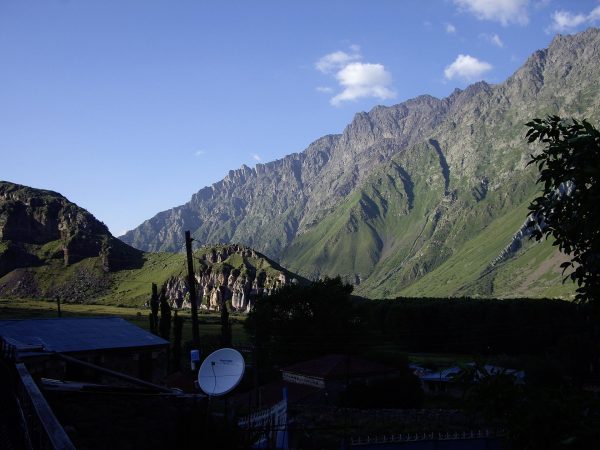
[161,244,297,312]
[1,182,103,268]
[0,181,142,274]
[121,29,600,298]
[0,181,143,299]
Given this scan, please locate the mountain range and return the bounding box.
[0,181,296,307]
[121,28,600,299]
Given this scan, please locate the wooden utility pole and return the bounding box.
[220,299,232,347]
[185,230,200,347]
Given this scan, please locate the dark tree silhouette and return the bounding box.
[526,116,600,302]
[171,311,183,371]
[149,283,159,335]
[158,288,172,341]
[244,276,356,364]
[220,299,232,348]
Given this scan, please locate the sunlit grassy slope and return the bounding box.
[399,197,576,299]
[280,133,575,299]
[0,245,294,307]
[100,252,186,306]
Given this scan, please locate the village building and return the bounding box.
[412,363,525,397]
[235,354,401,449]
[0,317,207,450]
[0,317,169,384]
[281,353,399,392]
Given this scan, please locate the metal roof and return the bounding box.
[0,317,168,354]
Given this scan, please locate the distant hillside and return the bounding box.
[0,181,143,300]
[0,181,142,271]
[122,29,600,299]
[0,181,301,307]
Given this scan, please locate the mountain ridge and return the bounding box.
[121,28,600,299]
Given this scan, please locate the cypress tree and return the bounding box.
[159,288,172,341]
[149,283,159,335]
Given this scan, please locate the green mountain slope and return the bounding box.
[120,29,600,299]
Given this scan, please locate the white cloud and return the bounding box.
[491,34,504,47]
[252,154,261,161]
[549,5,600,32]
[315,48,361,74]
[316,86,334,93]
[551,11,588,31]
[454,0,529,26]
[482,33,505,47]
[446,23,457,33]
[195,150,205,156]
[315,46,396,106]
[331,62,396,106]
[444,54,493,81]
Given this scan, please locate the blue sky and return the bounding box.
[2,0,599,236]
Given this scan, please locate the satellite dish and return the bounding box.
[198,348,245,396]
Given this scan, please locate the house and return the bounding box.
[235,355,400,449]
[418,365,464,396]
[0,317,169,384]
[281,354,399,392]
[0,317,210,450]
[413,363,525,397]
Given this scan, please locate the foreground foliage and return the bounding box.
[245,277,357,363]
[461,362,600,449]
[526,116,600,302]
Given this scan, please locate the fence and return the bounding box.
[0,337,76,450]
[13,363,76,450]
[350,429,501,446]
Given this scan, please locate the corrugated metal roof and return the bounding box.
[0,317,168,354]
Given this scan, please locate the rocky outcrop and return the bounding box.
[162,244,298,312]
[488,180,576,268]
[488,217,536,268]
[0,181,143,278]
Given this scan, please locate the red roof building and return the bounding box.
[281,354,398,391]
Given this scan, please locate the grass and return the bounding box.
[0,242,293,308]
[398,191,574,298]
[278,135,571,300]
[99,252,186,306]
[282,142,445,283]
[399,199,530,296]
[0,297,147,317]
[492,238,576,299]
